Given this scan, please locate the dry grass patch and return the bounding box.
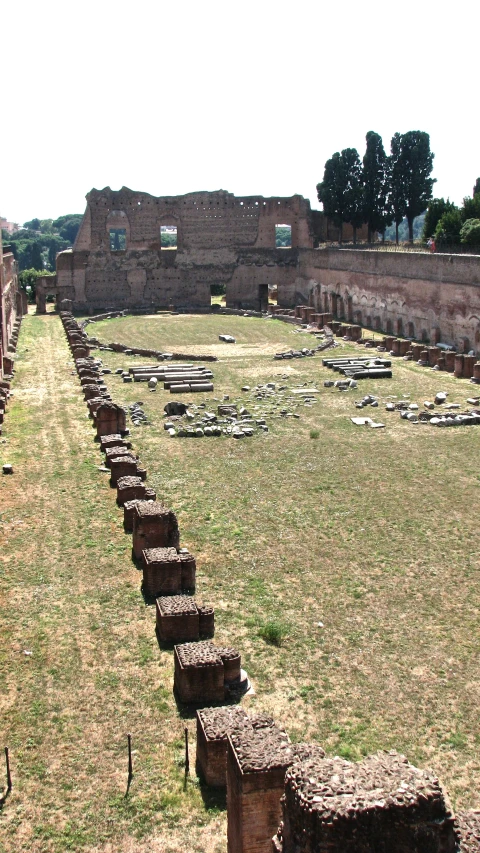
[94,314,480,807]
[1,312,479,853]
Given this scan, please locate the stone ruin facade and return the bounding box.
[51,185,480,354]
[54,186,314,314]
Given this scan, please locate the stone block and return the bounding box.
[463,355,476,379]
[100,433,131,451]
[132,502,180,560]
[122,494,156,532]
[142,547,182,596]
[116,475,146,506]
[445,351,456,372]
[109,455,139,486]
[456,810,480,852]
[178,551,196,591]
[155,595,200,642]
[454,354,465,378]
[105,446,136,467]
[274,751,457,853]
[174,641,226,704]
[198,604,215,638]
[196,709,278,788]
[227,727,323,853]
[95,402,127,437]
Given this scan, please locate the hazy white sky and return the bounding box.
[2,0,479,224]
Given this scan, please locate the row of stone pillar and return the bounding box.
[59,313,244,704]
[298,310,480,383]
[58,311,478,853]
[0,314,23,434]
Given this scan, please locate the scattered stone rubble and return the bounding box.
[382,392,480,429]
[323,355,392,380]
[163,379,326,439]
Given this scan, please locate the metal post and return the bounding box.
[184,727,189,776]
[127,734,133,780]
[5,747,12,791]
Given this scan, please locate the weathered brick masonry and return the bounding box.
[54,186,480,354]
[0,230,26,380]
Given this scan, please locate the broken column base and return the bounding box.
[273,751,457,853]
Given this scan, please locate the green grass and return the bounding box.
[0,311,479,852]
[258,620,289,646]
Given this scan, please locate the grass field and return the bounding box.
[1,311,479,852]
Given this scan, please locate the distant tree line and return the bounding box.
[1,214,83,272]
[422,183,480,248]
[317,131,435,244]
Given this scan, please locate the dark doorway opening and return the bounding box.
[259,284,268,313]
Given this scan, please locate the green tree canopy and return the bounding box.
[7,213,82,271]
[435,208,463,244]
[422,198,457,241]
[395,131,435,241]
[460,218,480,247]
[23,218,41,231]
[52,214,83,244]
[362,131,391,242]
[462,193,480,221]
[317,148,364,243]
[389,133,407,244]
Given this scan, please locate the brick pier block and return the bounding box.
[116,476,147,506]
[133,502,180,560]
[227,727,325,853]
[274,750,457,853]
[196,709,280,788]
[142,547,182,596]
[156,595,201,642]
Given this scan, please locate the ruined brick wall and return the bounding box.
[56,187,314,313]
[56,186,480,351]
[0,231,23,378]
[284,248,480,353]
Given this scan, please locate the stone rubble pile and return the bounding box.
[323,356,392,380]
[382,393,480,428]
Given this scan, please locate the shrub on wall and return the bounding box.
[460,218,480,247]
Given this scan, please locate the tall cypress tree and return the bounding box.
[317,148,364,244]
[393,131,435,242]
[342,148,364,244]
[362,131,390,243]
[389,133,407,245]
